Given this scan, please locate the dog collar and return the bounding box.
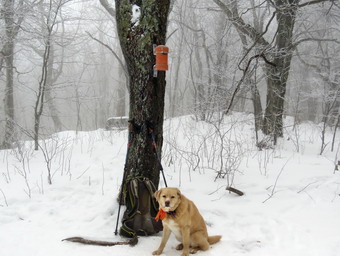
[167,210,176,217]
[155,209,176,221]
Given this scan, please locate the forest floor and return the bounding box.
[0,113,339,256]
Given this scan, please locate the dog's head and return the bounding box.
[154,187,181,212]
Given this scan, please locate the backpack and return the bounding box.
[119,176,163,238]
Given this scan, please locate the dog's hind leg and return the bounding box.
[190,232,210,252]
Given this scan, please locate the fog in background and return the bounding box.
[0,0,339,144]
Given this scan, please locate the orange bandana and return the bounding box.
[155,209,167,221]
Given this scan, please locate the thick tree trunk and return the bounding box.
[115,0,170,188]
[263,65,287,139]
[262,0,297,141]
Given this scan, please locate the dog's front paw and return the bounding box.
[152,249,163,255]
[181,253,189,256]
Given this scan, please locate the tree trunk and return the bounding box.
[252,79,263,131]
[1,0,16,149]
[2,43,15,149]
[115,0,170,188]
[262,0,298,141]
[262,66,286,139]
[307,96,318,122]
[45,43,63,132]
[190,17,206,121]
[34,41,51,150]
[169,35,183,118]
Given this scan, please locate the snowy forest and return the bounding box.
[0,0,339,147]
[0,1,340,256]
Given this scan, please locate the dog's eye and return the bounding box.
[162,195,166,198]
[171,196,175,199]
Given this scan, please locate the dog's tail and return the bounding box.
[208,235,222,245]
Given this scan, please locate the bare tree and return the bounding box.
[1,0,26,149]
[212,0,339,144]
[295,6,340,154]
[33,0,70,150]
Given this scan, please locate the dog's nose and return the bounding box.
[165,201,170,207]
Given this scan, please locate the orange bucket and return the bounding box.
[154,45,169,71]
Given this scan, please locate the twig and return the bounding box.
[76,166,91,179]
[297,181,318,194]
[263,157,291,203]
[208,185,226,195]
[0,189,8,207]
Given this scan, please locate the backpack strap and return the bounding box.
[120,219,137,238]
[120,177,139,238]
[143,178,159,212]
[126,177,139,218]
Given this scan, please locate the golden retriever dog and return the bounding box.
[152,187,221,256]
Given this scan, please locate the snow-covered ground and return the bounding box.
[0,114,339,256]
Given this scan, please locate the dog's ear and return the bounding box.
[154,189,162,201]
[176,188,181,198]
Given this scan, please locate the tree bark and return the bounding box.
[252,79,263,131]
[262,0,298,140]
[2,43,15,149]
[115,0,170,188]
[1,0,17,148]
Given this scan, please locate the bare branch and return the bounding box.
[86,31,128,80]
[212,0,270,47]
[99,0,115,18]
[293,37,340,49]
[298,0,334,8]
[223,53,275,115]
[0,189,8,207]
[166,28,178,42]
[263,157,292,203]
